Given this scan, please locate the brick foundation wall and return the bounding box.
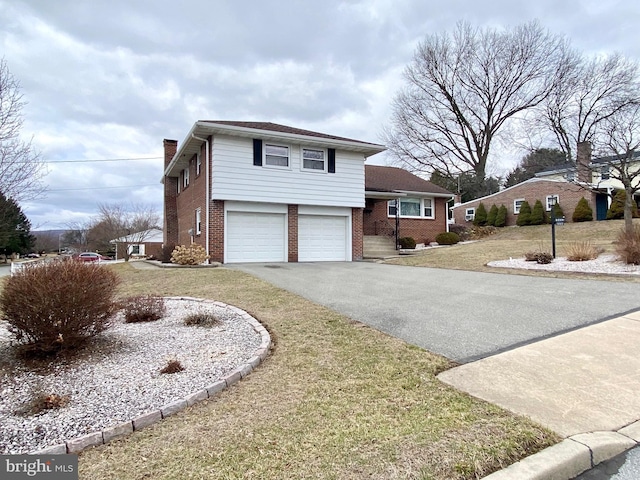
[451,180,596,226]
[352,207,363,260]
[363,198,449,244]
[288,205,298,262]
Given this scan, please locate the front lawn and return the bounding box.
[71,264,558,479]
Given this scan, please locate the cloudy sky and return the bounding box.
[1,0,639,230]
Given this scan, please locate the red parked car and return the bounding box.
[73,252,112,262]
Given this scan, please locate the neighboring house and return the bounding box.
[452,142,640,225]
[163,121,386,263]
[111,228,163,260]
[364,165,454,244]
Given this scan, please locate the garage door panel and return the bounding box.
[226,212,285,263]
[299,215,347,262]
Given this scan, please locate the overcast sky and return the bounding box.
[1,0,639,230]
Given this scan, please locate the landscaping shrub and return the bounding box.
[495,204,508,227]
[468,226,498,239]
[486,204,498,227]
[530,200,548,225]
[552,202,564,220]
[616,226,640,265]
[473,203,488,226]
[607,190,639,220]
[184,310,221,327]
[0,260,120,354]
[160,359,184,374]
[121,295,166,323]
[160,243,175,263]
[516,201,532,226]
[171,244,209,265]
[435,232,460,245]
[535,252,554,264]
[572,197,593,222]
[449,224,471,241]
[566,241,600,261]
[398,237,416,249]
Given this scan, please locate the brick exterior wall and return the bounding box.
[352,207,363,260]
[451,180,596,226]
[175,143,208,251]
[363,198,450,244]
[115,241,162,260]
[288,205,298,262]
[163,139,178,247]
[209,200,224,263]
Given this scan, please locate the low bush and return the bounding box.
[535,252,554,264]
[0,260,120,354]
[171,244,209,265]
[616,226,640,265]
[566,241,600,261]
[398,237,416,249]
[572,197,593,222]
[160,359,184,374]
[449,224,471,241]
[435,232,460,245]
[121,295,166,323]
[184,310,221,327]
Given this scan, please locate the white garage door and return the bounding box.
[226,212,286,263]
[298,215,347,262]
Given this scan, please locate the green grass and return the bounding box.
[70,265,559,479]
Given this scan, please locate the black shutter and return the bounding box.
[328,148,336,173]
[253,139,262,166]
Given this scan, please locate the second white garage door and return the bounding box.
[298,215,348,262]
[226,211,286,263]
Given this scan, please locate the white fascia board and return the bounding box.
[395,190,455,199]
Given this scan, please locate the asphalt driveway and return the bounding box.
[232,262,640,363]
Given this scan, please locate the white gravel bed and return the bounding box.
[488,253,640,275]
[0,298,262,454]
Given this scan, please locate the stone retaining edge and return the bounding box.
[29,298,272,455]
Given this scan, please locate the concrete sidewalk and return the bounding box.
[439,310,640,478]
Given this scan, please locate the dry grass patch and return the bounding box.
[73,265,558,480]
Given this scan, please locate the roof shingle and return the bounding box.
[365,165,453,195]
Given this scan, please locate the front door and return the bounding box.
[595,194,608,221]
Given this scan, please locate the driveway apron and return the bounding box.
[231,262,640,363]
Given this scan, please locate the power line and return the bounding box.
[45,156,162,164]
[47,184,159,192]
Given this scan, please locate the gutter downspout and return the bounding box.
[446,195,455,232]
[191,134,210,263]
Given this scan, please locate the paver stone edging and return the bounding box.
[481,420,640,479]
[29,297,272,455]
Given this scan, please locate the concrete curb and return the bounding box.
[29,297,272,455]
[481,421,640,479]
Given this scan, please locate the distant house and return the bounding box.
[364,165,454,245]
[163,121,386,263]
[111,228,163,260]
[451,142,640,225]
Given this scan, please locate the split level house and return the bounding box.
[162,121,454,263]
[451,142,640,226]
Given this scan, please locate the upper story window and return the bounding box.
[600,165,610,180]
[265,144,289,167]
[302,148,326,172]
[196,152,201,176]
[387,197,435,218]
[183,167,190,188]
[514,198,525,214]
[546,195,559,211]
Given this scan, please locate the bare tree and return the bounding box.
[89,203,160,260]
[0,58,46,201]
[593,103,640,233]
[543,53,640,161]
[384,21,568,179]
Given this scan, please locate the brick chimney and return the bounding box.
[163,139,179,247]
[576,141,592,183]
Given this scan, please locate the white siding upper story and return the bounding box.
[211,134,365,208]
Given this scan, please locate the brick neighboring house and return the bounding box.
[163,121,386,263]
[451,142,638,226]
[111,228,163,260]
[364,165,455,245]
